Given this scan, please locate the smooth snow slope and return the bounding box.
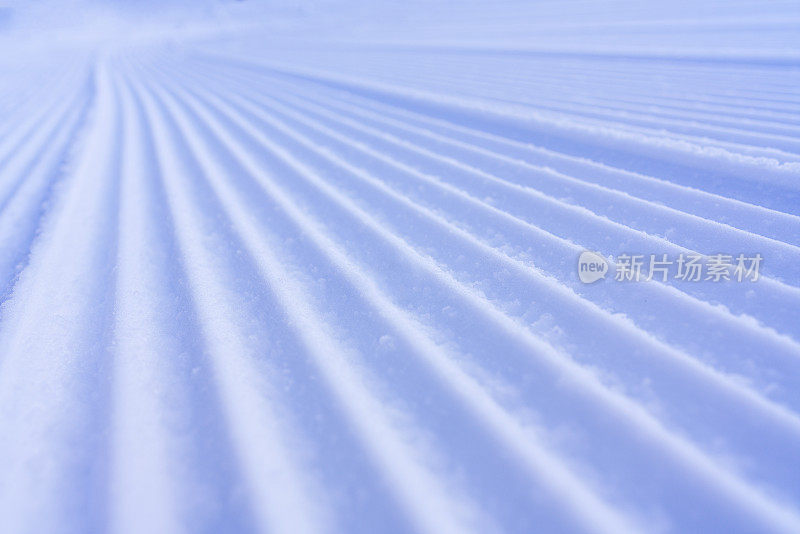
[0,1,799,533]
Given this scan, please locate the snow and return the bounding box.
[0,1,799,533]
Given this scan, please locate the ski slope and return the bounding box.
[0,1,799,533]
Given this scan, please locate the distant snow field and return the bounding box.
[0,1,798,533]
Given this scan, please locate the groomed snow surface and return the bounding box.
[0,1,799,533]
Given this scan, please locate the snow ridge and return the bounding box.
[0,3,799,533]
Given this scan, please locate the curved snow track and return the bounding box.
[0,20,799,534]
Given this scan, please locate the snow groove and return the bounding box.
[1,4,799,532]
